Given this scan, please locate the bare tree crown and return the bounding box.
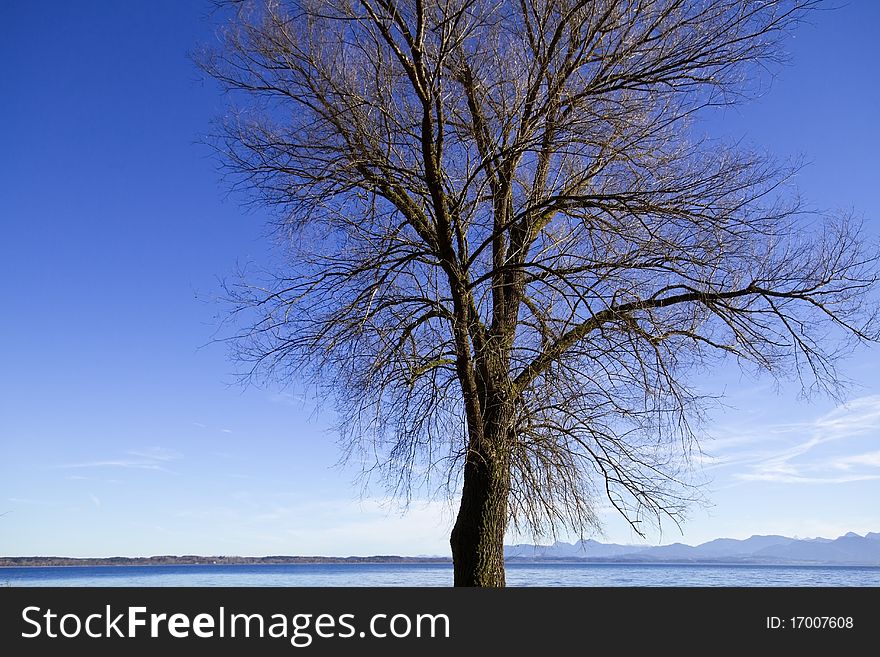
[201,0,879,540]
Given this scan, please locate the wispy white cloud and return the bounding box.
[169,496,455,555]
[813,395,880,436]
[58,447,182,473]
[7,497,57,506]
[720,395,880,485]
[269,392,307,407]
[89,494,101,508]
[60,460,169,471]
[830,450,880,470]
[735,472,880,484]
[127,447,181,462]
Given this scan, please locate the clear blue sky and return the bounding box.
[2,1,879,557]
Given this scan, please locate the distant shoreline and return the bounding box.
[7,533,878,568]
[0,556,450,567]
[3,556,879,568]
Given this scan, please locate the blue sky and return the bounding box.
[2,1,879,558]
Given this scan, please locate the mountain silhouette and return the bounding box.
[504,532,880,565]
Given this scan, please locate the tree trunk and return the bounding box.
[450,424,510,587]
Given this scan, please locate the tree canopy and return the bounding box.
[200,0,879,585]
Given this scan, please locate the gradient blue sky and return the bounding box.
[2,1,879,558]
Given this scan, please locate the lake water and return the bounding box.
[3,563,879,587]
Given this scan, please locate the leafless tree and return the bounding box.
[199,0,879,586]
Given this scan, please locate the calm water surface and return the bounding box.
[3,563,879,587]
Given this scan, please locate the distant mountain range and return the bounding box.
[504,531,880,565]
[3,532,878,568]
